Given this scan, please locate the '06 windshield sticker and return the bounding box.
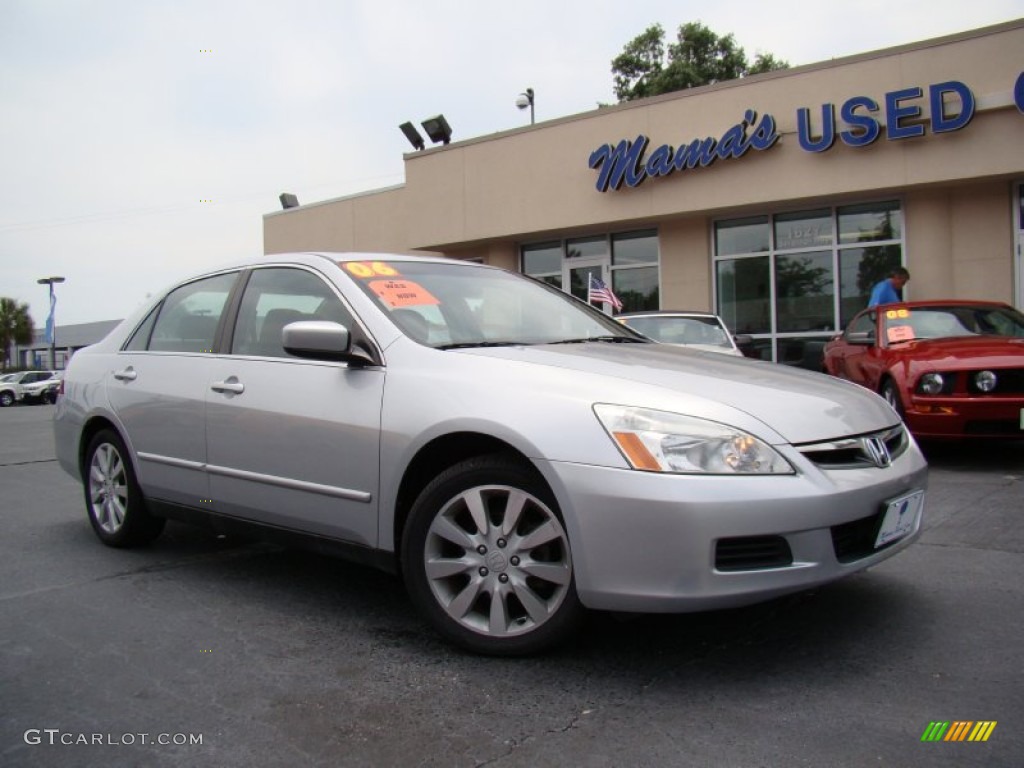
[344,261,401,278]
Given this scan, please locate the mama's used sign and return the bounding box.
[588,74,1022,193]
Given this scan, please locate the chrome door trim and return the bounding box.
[205,463,372,502]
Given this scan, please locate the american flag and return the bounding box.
[588,274,623,312]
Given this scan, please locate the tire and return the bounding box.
[881,379,905,419]
[0,390,13,407]
[401,454,584,655]
[45,389,58,404]
[84,429,165,547]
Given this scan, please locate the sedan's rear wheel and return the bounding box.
[402,455,583,655]
[0,390,13,407]
[84,429,165,547]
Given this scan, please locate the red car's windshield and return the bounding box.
[882,304,1024,344]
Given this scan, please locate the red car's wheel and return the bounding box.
[881,379,905,418]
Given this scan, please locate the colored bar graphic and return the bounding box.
[968,722,997,742]
[921,721,996,742]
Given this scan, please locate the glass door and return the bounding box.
[564,236,611,311]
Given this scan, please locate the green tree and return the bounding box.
[0,297,34,370]
[612,22,789,102]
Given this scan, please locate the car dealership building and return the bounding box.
[264,20,1024,364]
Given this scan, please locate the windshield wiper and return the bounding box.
[548,335,647,345]
[436,341,524,350]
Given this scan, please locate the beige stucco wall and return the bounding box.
[904,182,1016,303]
[263,20,1024,305]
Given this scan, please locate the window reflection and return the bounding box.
[775,251,834,333]
[715,216,769,256]
[717,257,770,335]
[613,266,659,312]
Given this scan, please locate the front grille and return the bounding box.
[831,510,899,563]
[796,425,908,469]
[715,536,793,571]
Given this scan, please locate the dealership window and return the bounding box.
[521,230,658,313]
[714,201,903,365]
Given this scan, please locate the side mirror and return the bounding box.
[732,334,753,347]
[282,321,377,366]
[845,331,875,346]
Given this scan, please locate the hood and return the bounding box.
[895,336,1024,368]
[456,342,898,445]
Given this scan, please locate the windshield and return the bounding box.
[881,304,1024,344]
[340,259,644,348]
[623,315,732,349]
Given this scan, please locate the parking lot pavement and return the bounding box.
[1,405,1022,767]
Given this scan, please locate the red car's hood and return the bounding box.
[892,336,1024,368]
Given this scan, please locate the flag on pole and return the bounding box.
[587,274,623,312]
[44,288,56,344]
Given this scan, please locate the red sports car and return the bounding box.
[824,300,1024,439]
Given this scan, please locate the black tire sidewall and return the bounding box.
[401,454,583,656]
[84,429,164,548]
[882,379,905,418]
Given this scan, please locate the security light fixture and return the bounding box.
[420,114,452,145]
[279,193,300,209]
[399,121,426,151]
[516,87,535,125]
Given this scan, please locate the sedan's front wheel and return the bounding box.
[84,429,165,547]
[402,455,584,655]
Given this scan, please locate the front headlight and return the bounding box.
[594,404,794,475]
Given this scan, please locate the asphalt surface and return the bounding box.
[1,403,1022,767]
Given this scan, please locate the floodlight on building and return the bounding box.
[420,114,452,145]
[516,87,535,125]
[279,193,300,209]
[399,121,426,151]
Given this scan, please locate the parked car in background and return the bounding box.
[0,370,58,407]
[55,253,927,655]
[824,300,1024,439]
[618,311,750,357]
[20,371,62,404]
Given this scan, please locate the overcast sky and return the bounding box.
[2,0,1021,328]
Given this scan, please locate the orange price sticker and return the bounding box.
[344,261,401,278]
[887,325,915,343]
[369,279,439,308]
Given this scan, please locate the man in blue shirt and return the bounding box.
[868,267,910,307]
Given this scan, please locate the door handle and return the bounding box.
[211,378,245,395]
[113,367,137,381]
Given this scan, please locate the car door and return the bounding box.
[204,266,384,546]
[106,271,239,507]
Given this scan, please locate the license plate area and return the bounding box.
[875,490,925,548]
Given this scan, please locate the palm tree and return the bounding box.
[0,297,34,370]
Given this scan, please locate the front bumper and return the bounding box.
[535,445,928,613]
[905,396,1024,438]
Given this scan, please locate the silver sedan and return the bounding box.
[54,254,927,655]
